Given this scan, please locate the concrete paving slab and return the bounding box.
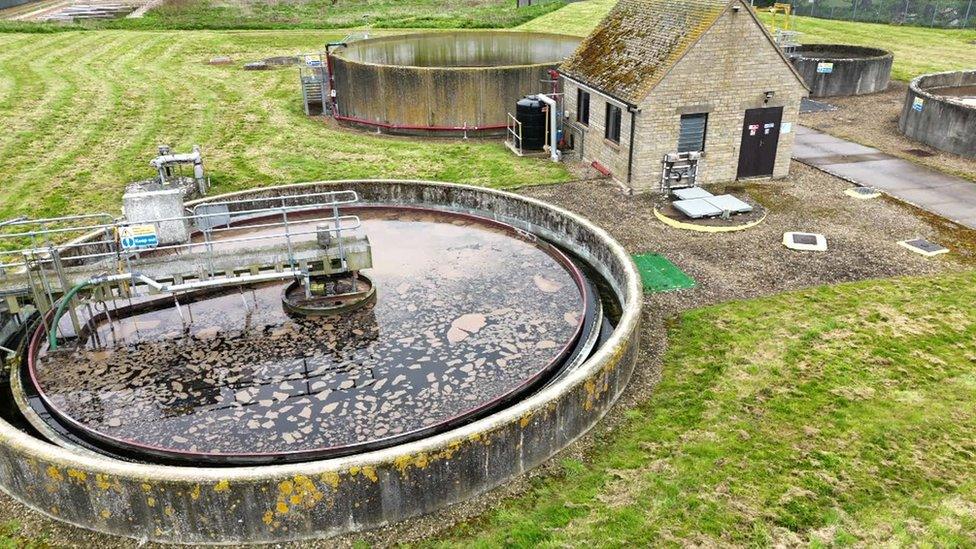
[794,127,976,229]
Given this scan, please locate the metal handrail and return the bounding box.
[0,191,364,273]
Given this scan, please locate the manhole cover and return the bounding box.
[783,232,828,252]
[904,148,936,158]
[845,186,881,200]
[899,238,949,257]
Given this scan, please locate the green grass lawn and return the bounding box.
[0,0,565,31]
[432,270,976,546]
[521,1,976,80]
[132,0,565,31]
[0,30,570,220]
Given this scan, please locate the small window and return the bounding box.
[577,89,590,125]
[678,113,708,153]
[605,103,622,144]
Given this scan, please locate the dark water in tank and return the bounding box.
[339,31,580,68]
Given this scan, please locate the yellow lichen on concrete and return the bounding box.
[147,497,156,507]
[140,483,153,493]
[66,469,88,483]
[189,484,201,500]
[46,465,63,482]
[320,471,340,489]
[267,475,324,524]
[95,473,113,490]
[100,509,111,519]
[393,452,432,474]
[583,378,597,411]
[519,412,533,428]
[214,480,230,493]
[361,466,378,482]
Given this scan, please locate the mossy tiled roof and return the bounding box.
[560,0,733,104]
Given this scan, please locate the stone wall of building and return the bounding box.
[630,5,806,192]
[563,79,635,187]
[563,2,808,193]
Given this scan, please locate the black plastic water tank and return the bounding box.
[516,95,547,150]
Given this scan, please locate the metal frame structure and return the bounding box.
[0,191,363,348]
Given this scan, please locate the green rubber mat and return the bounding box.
[632,253,696,293]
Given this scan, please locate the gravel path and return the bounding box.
[2,164,974,547]
[800,82,976,184]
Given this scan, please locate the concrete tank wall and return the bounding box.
[0,180,642,544]
[899,70,976,158]
[788,45,892,97]
[330,32,580,135]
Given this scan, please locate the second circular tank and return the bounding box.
[788,45,893,97]
[329,31,580,136]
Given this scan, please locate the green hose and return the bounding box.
[47,279,95,351]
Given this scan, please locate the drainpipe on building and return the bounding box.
[626,106,639,189]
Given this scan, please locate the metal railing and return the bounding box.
[2,190,366,348]
[0,190,362,289]
[506,113,524,156]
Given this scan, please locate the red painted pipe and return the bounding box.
[333,113,508,133]
[591,161,612,176]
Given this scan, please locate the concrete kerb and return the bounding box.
[0,180,643,545]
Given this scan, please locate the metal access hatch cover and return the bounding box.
[706,195,753,214]
[673,198,723,219]
[898,238,949,257]
[672,187,714,200]
[783,232,828,252]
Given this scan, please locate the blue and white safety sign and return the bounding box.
[119,224,159,250]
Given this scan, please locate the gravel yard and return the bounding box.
[2,164,974,548]
[800,82,976,183]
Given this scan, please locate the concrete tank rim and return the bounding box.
[909,69,976,109]
[331,30,581,71]
[0,179,642,484]
[790,43,892,62]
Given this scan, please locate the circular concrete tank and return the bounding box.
[0,180,642,544]
[899,70,976,158]
[788,45,892,97]
[330,32,580,136]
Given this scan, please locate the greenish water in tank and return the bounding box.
[338,31,581,68]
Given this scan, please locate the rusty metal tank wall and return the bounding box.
[0,180,642,544]
[788,45,892,97]
[899,70,976,158]
[330,32,580,135]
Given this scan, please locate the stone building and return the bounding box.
[559,0,809,193]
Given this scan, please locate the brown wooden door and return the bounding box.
[736,107,783,179]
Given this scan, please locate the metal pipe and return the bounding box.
[626,106,639,186]
[333,113,507,133]
[536,94,560,162]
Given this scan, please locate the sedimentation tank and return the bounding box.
[0,180,641,543]
[329,32,581,136]
[787,45,893,97]
[899,70,976,158]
